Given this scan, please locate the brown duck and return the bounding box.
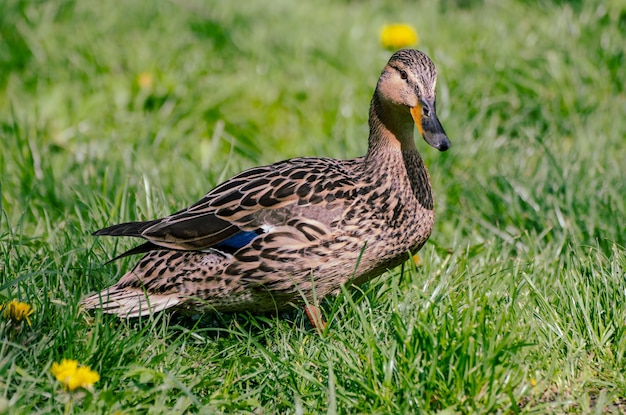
[82,49,451,326]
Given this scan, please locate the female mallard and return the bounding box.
[83,49,450,323]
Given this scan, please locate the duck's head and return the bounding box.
[374,49,450,152]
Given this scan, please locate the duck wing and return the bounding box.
[94,157,361,255]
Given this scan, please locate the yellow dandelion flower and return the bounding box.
[51,359,100,392]
[1,299,34,326]
[412,253,422,266]
[380,24,419,50]
[137,71,154,89]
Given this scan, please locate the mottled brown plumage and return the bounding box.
[82,49,450,318]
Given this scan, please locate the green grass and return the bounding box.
[1,0,625,413]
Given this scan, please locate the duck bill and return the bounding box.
[410,105,451,152]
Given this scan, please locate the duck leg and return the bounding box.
[304,304,326,333]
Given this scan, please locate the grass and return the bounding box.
[1,0,625,413]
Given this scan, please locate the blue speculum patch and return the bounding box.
[214,230,262,251]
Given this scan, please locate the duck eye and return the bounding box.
[399,70,408,80]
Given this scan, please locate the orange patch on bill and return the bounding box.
[410,105,423,136]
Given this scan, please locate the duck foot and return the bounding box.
[304,304,326,334]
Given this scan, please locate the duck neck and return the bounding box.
[364,92,434,210]
[366,92,416,155]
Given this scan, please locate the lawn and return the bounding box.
[1,0,625,413]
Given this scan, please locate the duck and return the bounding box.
[82,49,450,327]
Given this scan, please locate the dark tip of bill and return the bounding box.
[438,138,451,152]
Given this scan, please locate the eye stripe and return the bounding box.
[390,64,408,80]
